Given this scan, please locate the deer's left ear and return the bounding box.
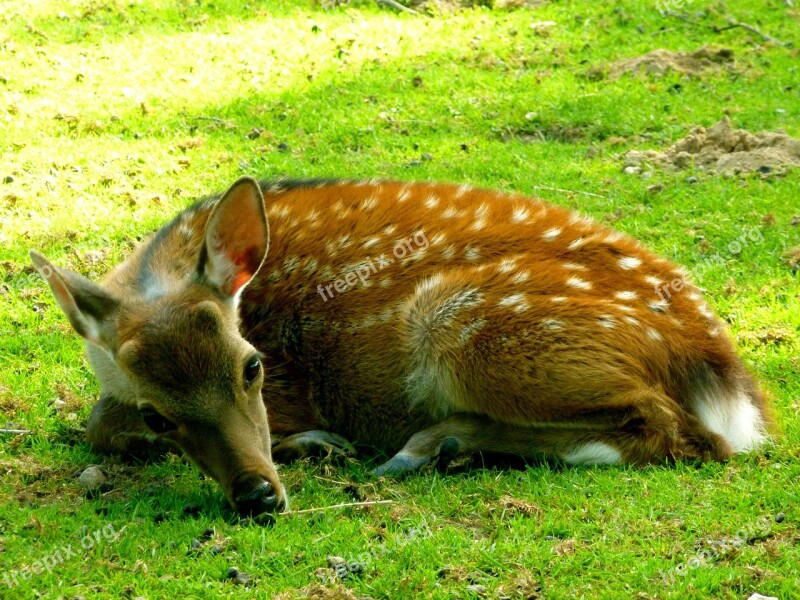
[200,177,269,299]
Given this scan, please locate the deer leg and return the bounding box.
[372,389,733,476]
[86,395,178,459]
[271,430,355,463]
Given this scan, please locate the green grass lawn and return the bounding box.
[1,0,799,598]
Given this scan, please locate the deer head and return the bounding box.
[31,178,285,515]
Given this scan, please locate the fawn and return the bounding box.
[31,177,773,515]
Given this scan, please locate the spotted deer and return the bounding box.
[31,177,773,515]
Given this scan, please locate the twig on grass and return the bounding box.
[665,11,790,46]
[281,499,394,516]
[530,185,606,199]
[376,0,419,15]
[0,428,32,435]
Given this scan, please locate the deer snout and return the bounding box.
[232,478,285,515]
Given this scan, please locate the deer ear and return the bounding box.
[200,177,269,299]
[29,250,120,350]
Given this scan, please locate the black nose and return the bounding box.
[234,481,283,515]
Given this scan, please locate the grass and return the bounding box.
[1,0,799,597]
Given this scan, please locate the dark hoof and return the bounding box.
[371,453,430,476]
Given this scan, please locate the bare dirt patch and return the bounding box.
[593,47,736,79]
[623,117,800,176]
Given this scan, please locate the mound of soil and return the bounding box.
[623,117,800,176]
[599,47,735,79]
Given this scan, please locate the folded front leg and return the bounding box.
[271,430,355,463]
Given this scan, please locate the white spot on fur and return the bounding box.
[614,304,635,313]
[708,326,720,337]
[361,196,379,211]
[649,300,669,313]
[691,388,766,453]
[302,258,319,276]
[561,442,621,465]
[425,195,440,209]
[566,276,592,290]
[624,316,640,327]
[383,224,397,236]
[455,183,472,198]
[498,258,517,273]
[269,204,291,219]
[569,214,595,228]
[619,256,642,270]
[511,206,531,224]
[430,232,447,245]
[282,256,301,273]
[696,302,715,319]
[644,275,663,287]
[599,315,616,329]
[551,296,567,303]
[542,319,565,330]
[398,187,411,203]
[362,236,381,249]
[442,206,458,219]
[465,246,481,261]
[442,245,456,260]
[542,227,562,241]
[568,237,587,250]
[498,293,526,308]
[512,271,530,284]
[380,276,392,288]
[562,262,588,271]
[646,328,663,341]
[615,291,638,301]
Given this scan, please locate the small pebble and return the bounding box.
[775,512,786,523]
[78,466,107,489]
[3,175,13,183]
[421,153,433,161]
[347,561,365,575]
[190,539,201,550]
[209,544,223,556]
[153,511,167,523]
[466,584,487,595]
[685,176,697,184]
[326,556,346,568]
[277,142,290,152]
[757,165,773,175]
[646,183,664,196]
[790,215,799,226]
[226,567,239,579]
[622,165,639,175]
[233,572,254,586]
[199,527,215,541]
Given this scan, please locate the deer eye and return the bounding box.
[139,406,176,434]
[243,355,262,387]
